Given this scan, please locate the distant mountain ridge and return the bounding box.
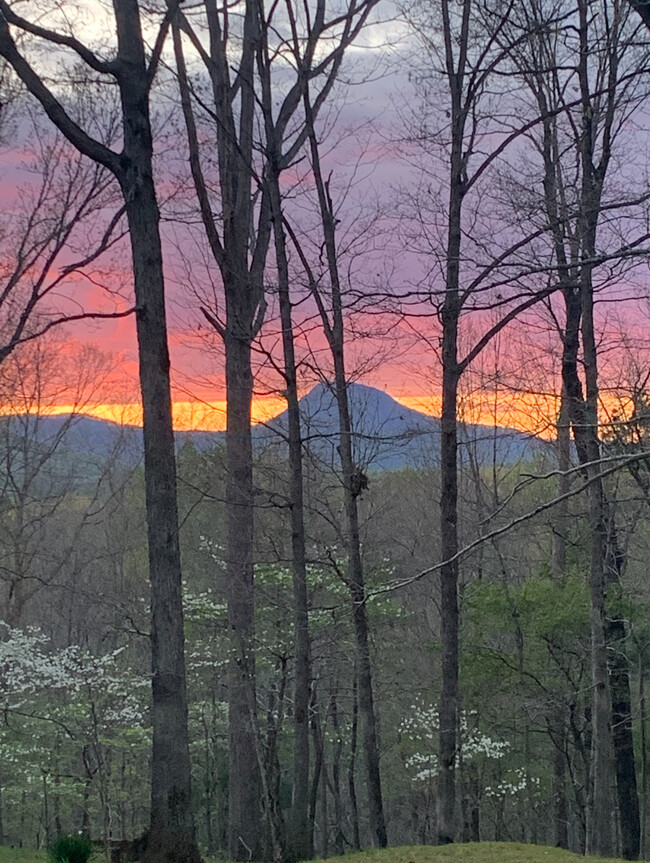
[0,383,541,472]
[257,382,539,469]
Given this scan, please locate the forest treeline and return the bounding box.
[0,0,650,861]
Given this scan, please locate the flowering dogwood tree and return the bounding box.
[399,702,510,783]
[398,698,542,840]
[0,623,149,847]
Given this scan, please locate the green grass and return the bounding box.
[0,844,629,863]
[323,844,624,863]
[0,848,46,863]
[0,847,101,863]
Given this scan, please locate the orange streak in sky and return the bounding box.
[1,391,631,441]
[393,393,560,438]
[0,399,287,431]
[395,391,632,441]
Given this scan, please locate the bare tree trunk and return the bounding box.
[320,756,329,861]
[283,323,313,860]
[348,674,361,851]
[309,687,323,845]
[562,268,615,859]
[54,772,62,838]
[174,4,379,853]
[551,718,569,850]
[203,713,216,855]
[460,761,479,843]
[580,287,614,858]
[123,166,199,863]
[330,691,346,856]
[438,355,460,846]
[81,746,95,839]
[298,84,387,849]
[119,753,127,842]
[609,610,640,859]
[437,0,470,841]
[221,11,266,847]
[43,772,51,847]
[576,2,623,852]
[310,696,328,859]
[469,769,480,842]
[570,701,590,854]
[552,393,571,578]
[525,1,637,850]
[0,770,4,846]
[340,422,388,849]
[0,8,200,862]
[261,107,312,863]
[437,112,463,856]
[172,14,268,854]
[81,779,91,839]
[225,328,263,861]
[640,654,647,860]
[605,523,640,859]
[19,789,25,848]
[329,351,387,848]
[527,34,629,848]
[261,658,288,861]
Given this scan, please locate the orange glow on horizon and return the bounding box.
[0,390,632,441]
[0,398,288,431]
[393,393,561,438]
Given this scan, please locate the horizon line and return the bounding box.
[0,387,582,440]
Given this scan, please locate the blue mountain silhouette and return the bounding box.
[0,382,540,473]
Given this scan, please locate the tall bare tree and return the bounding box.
[400,0,582,841]
[255,2,379,854]
[283,97,389,849]
[507,0,650,853]
[171,6,271,854]
[0,5,201,861]
[172,1,378,855]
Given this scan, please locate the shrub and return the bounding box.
[48,834,95,863]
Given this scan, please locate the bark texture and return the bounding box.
[257,28,312,856]
[267,176,311,863]
[300,83,387,849]
[0,6,200,862]
[172,8,269,855]
[608,612,641,859]
[526,1,640,852]
[437,0,469,840]
[225,328,263,860]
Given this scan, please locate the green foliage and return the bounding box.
[47,835,94,863]
[462,573,590,695]
[466,573,589,641]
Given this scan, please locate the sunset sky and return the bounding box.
[2,5,650,441]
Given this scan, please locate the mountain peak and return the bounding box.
[296,381,432,427]
[260,382,538,469]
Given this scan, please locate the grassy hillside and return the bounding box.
[0,845,627,863]
[310,845,622,863]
